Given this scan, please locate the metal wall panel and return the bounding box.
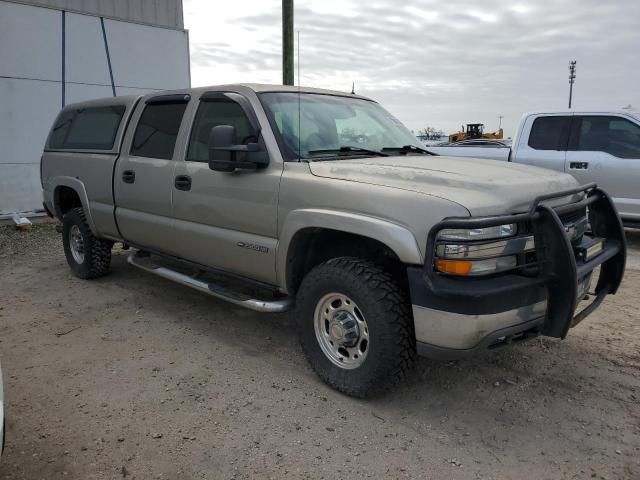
[7,0,184,29]
[65,83,113,103]
[0,0,189,215]
[114,87,156,97]
[0,77,60,214]
[0,1,61,81]
[65,12,111,85]
[0,77,60,165]
[0,164,43,214]
[105,18,189,90]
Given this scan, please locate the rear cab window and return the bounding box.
[48,106,126,151]
[528,116,572,150]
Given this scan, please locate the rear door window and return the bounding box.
[49,106,125,150]
[570,116,640,159]
[528,116,571,150]
[131,101,189,160]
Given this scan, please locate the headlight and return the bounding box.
[437,224,516,241]
[434,223,533,277]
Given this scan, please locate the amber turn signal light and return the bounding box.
[435,259,473,276]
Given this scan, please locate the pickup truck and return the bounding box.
[41,85,626,397]
[427,111,640,228]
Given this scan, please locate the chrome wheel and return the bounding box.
[69,224,85,264]
[314,293,369,369]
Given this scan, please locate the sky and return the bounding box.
[183,0,640,138]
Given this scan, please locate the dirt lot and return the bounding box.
[0,224,638,480]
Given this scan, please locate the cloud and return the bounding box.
[184,0,640,136]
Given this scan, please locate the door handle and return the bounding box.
[569,162,589,170]
[174,175,192,191]
[122,170,135,183]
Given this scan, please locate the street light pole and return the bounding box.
[568,60,576,109]
[282,0,294,86]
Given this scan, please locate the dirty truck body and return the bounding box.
[41,84,626,397]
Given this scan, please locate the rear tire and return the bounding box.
[295,257,416,398]
[62,207,112,279]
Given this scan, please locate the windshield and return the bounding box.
[259,92,424,160]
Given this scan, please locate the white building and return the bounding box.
[0,0,190,216]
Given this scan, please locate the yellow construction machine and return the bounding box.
[448,123,503,143]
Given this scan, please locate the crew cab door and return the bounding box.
[511,114,571,172]
[114,93,191,253]
[170,91,283,284]
[565,114,640,220]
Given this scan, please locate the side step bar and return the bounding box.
[127,253,292,313]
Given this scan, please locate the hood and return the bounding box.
[309,155,581,216]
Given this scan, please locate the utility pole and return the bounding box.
[497,115,503,130]
[568,60,576,109]
[282,0,294,86]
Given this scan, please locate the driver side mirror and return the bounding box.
[208,125,268,172]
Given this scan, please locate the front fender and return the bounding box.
[49,176,99,235]
[277,208,423,290]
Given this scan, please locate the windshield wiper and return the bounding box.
[307,146,390,159]
[381,145,437,156]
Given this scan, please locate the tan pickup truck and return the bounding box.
[41,84,626,397]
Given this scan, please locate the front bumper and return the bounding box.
[412,302,547,359]
[410,184,626,359]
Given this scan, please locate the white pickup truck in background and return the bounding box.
[427,111,640,227]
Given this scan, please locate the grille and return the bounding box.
[559,206,588,244]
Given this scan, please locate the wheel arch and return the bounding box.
[278,209,423,294]
[51,176,98,235]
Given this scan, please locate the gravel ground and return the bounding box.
[0,224,638,479]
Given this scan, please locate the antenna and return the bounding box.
[297,30,301,161]
[351,81,355,94]
[297,31,300,87]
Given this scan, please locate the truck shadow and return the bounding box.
[34,249,633,477]
[107,250,632,414]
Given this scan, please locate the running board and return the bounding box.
[127,253,292,313]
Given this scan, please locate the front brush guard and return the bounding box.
[423,184,627,339]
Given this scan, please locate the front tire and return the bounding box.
[295,257,416,398]
[62,207,112,279]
